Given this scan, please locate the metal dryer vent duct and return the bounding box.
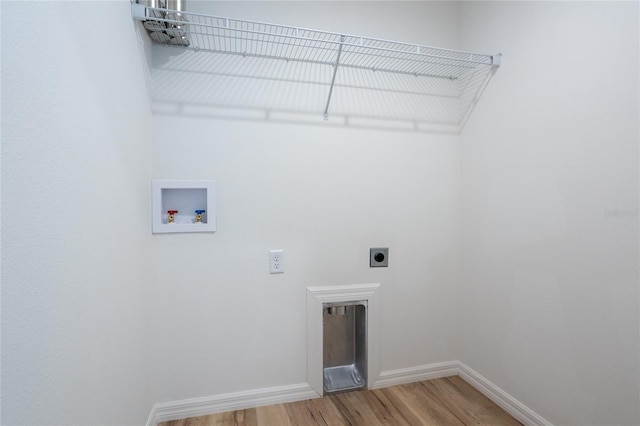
[137,0,189,46]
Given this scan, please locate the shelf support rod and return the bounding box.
[324,35,345,121]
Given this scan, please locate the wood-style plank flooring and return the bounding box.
[159,376,522,425]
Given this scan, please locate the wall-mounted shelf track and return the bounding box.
[133,2,501,132]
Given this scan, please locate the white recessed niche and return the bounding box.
[152,180,216,233]
[307,283,380,396]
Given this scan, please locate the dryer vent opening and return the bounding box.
[323,302,367,395]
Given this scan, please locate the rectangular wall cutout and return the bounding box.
[152,180,216,233]
[323,302,367,394]
[307,283,380,396]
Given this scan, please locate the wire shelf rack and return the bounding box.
[134,3,500,132]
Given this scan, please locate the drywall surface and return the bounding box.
[459,2,639,425]
[1,1,153,424]
[150,1,462,402]
[188,0,459,47]
[151,118,461,401]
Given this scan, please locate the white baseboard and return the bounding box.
[369,360,460,389]
[150,383,320,425]
[145,405,157,426]
[371,360,552,426]
[146,361,552,426]
[457,362,553,426]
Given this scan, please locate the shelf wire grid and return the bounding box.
[142,7,499,130]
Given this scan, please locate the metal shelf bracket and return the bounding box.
[491,53,502,74]
[131,2,148,21]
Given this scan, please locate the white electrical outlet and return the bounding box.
[269,250,284,274]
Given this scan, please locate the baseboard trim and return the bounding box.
[145,404,157,426]
[151,383,320,424]
[146,361,552,426]
[371,360,552,426]
[369,360,460,389]
[457,362,553,426]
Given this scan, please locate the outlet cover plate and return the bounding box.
[370,248,388,267]
[270,249,284,274]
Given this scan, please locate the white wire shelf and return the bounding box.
[133,3,501,132]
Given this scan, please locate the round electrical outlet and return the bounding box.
[370,248,389,267]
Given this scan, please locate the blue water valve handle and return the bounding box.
[195,210,206,223]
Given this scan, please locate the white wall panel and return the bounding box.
[1,1,154,424]
[459,2,639,425]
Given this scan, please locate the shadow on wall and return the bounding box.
[148,36,496,134]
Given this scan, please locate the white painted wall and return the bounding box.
[150,1,463,403]
[188,1,459,46]
[1,1,154,424]
[459,2,639,425]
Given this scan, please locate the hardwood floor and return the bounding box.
[159,376,522,425]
